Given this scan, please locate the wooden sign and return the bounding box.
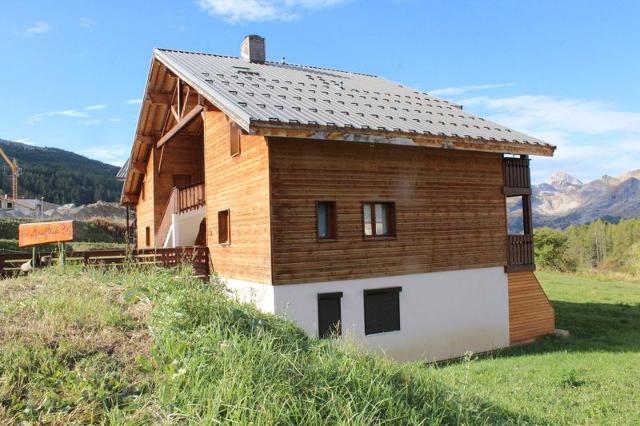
[19,220,75,247]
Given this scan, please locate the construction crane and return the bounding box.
[0,147,19,199]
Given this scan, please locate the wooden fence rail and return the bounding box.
[0,246,209,280]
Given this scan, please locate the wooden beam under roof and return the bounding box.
[156,105,204,149]
[146,92,173,104]
[129,160,146,174]
[252,124,556,157]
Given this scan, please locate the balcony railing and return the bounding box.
[503,157,531,195]
[507,234,535,271]
[156,182,205,247]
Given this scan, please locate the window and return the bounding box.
[230,122,241,157]
[363,202,396,238]
[6,202,12,209]
[364,287,402,335]
[145,226,151,247]
[218,209,230,244]
[141,181,146,201]
[172,174,191,188]
[316,201,337,240]
[318,292,343,338]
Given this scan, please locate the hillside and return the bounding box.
[0,139,122,205]
[0,267,638,424]
[509,170,640,231]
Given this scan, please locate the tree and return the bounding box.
[534,228,577,272]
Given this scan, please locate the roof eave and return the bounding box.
[250,121,556,157]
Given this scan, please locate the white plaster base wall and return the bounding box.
[222,267,510,362]
[168,207,206,247]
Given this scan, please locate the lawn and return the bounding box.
[434,271,640,425]
[0,267,638,424]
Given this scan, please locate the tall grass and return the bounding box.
[0,265,524,424]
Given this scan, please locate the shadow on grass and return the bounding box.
[441,300,640,365]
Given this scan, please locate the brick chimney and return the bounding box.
[241,35,265,63]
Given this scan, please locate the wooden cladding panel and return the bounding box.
[136,150,156,248]
[203,111,272,284]
[508,272,555,343]
[269,138,508,284]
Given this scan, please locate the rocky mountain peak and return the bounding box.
[548,171,583,187]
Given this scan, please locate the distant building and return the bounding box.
[0,195,59,217]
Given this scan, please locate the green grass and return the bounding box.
[0,268,638,424]
[433,271,640,425]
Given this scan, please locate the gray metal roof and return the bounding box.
[154,48,550,149]
[116,159,128,180]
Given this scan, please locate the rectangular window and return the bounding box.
[316,201,337,240]
[141,181,146,201]
[318,292,343,338]
[230,122,241,157]
[363,202,396,238]
[218,209,230,244]
[145,226,151,247]
[364,287,402,335]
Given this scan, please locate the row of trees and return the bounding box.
[534,219,640,276]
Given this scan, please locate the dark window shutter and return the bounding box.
[364,287,401,335]
[318,292,343,338]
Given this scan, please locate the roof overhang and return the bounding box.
[251,122,556,157]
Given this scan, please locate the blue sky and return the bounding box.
[1,0,639,183]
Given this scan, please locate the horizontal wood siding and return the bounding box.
[136,149,156,248]
[204,111,272,283]
[508,272,555,343]
[269,138,508,284]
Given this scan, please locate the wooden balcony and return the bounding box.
[506,234,535,272]
[156,182,205,247]
[503,156,531,196]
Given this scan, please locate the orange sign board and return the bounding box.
[18,220,75,247]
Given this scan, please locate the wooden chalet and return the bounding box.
[120,35,556,361]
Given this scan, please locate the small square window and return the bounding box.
[230,122,241,157]
[364,287,402,335]
[363,202,396,238]
[218,209,230,244]
[318,292,342,338]
[316,201,337,240]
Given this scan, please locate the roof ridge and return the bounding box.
[155,47,377,78]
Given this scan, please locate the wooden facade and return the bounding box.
[507,271,555,343]
[268,138,507,284]
[203,111,272,284]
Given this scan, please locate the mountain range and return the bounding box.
[0,139,122,205]
[509,170,640,230]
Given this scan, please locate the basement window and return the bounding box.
[218,209,230,244]
[318,292,343,338]
[316,201,337,240]
[230,122,241,157]
[363,202,396,238]
[364,287,402,335]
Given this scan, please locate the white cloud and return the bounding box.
[454,94,640,183]
[16,21,51,38]
[459,95,640,135]
[84,104,108,111]
[28,104,109,124]
[80,18,96,28]
[428,83,516,97]
[196,0,345,22]
[124,99,143,105]
[80,144,130,166]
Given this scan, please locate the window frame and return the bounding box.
[230,122,241,157]
[362,201,397,240]
[363,286,402,335]
[317,292,343,338]
[315,201,337,241]
[218,209,231,245]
